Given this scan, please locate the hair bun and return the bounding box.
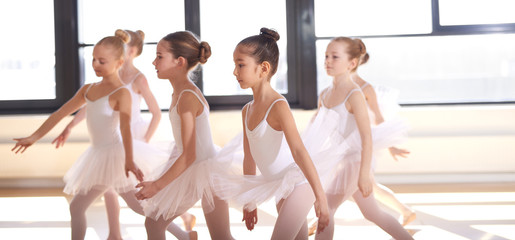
[198,41,212,64]
[136,30,145,41]
[260,27,280,41]
[114,29,130,44]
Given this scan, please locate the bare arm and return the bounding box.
[12,85,88,153]
[135,92,201,199]
[112,88,143,182]
[348,92,373,197]
[362,86,384,125]
[242,105,257,176]
[52,106,87,148]
[271,101,329,232]
[133,75,162,142]
[241,104,258,231]
[363,86,410,160]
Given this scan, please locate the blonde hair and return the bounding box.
[96,29,130,60]
[126,30,145,56]
[331,37,368,72]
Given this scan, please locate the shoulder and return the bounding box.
[177,89,205,112]
[111,87,131,100]
[269,98,291,118]
[132,73,149,87]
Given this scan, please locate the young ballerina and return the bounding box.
[12,30,150,240]
[351,48,416,226]
[134,31,234,240]
[51,29,196,239]
[225,27,329,239]
[307,37,413,240]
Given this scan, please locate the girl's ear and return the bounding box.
[117,58,125,69]
[349,58,358,71]
[260,61,271,78]
[177,56,187,67]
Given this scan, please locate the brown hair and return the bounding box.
[237,27,280,77]
[96,29,130,60]
[161,31,211,70]
[331,37,368,71]
[126,30,145,56]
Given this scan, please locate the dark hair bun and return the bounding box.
[260,27,280,41]
[199,41,211,64]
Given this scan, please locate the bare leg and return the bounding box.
[353,191,414,240]
[117,190,191,239]
[103,188,122,240]
[374,183,416,226]
[180,212,196,231]
[271,184,315,240]
[202,194,234,240]
[69,186,108,240]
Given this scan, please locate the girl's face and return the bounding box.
[153,40,179,79]
[92,45,122,77]
[233,45,261,89]
[324,41,354,77]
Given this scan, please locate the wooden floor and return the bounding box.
[0,183,514,240]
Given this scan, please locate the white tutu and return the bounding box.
[301,107,350,189]
[63,139,168,195]
[142,144,241,220]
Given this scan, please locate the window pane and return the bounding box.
[80,0,184,109]
[315,0,432,37]
[200,0,288,96]
[316,34,515,104]
[80,0,184,43]
[439,0,515,25]
[0,0,55,101]
[83,45,172,110]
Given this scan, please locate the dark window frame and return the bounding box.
[2,0,515,114]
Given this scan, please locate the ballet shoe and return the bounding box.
[308,220,318,236]
[188,231,198,240]
[182,213,197,231]
[402,211,417,226]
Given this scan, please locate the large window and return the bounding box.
[0,0,55,101]
[80,0,185,109]
[3,0,515,114]
[315,0,515,105]
[199,0,288,97]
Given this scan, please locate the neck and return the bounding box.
[101,72,123,86]
[332,73,352,89]
[251,79,273,103]
[169,74,192,93]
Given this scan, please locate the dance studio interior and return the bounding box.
[1,0,514,239]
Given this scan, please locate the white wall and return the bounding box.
[1,104,514,187]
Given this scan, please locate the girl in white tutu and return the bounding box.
[351,46,416,227]
[12,30,149,240]
[310,37,413,240]
[134,31,234,240]
[51,29,195,239]
[226,27,329,239]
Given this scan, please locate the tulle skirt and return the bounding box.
[142,144,241,221]
[212,126,344,211]
[63,139,169,195]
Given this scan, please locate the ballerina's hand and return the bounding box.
[12,137,36,154]
[314,198,329,233]
[135,181,159,200]
[389,146,410,161]
[125,161,144,182]
[52,127,71,149]
[358,173,373,198]
[242,208,258,231]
